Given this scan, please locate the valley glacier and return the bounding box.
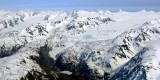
[0,10,160,80]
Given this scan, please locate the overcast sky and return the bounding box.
[0,0,160,11]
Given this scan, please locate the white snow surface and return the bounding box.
[0,10,160,79]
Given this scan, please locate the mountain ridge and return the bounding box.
[0,10,160,80]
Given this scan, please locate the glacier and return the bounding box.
[0,10,160,80]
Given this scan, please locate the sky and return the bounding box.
[0,0,160,11]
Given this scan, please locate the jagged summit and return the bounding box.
[0,10,160,80]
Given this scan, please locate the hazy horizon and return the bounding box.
[0,0,160,11]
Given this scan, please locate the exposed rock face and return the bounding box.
[0,10,160,80]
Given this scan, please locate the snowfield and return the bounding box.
[0,10,160,80]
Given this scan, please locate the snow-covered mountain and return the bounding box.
[0,10,160,80]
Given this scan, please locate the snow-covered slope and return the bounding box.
[0,10,160,80]
[111,40,160,80]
